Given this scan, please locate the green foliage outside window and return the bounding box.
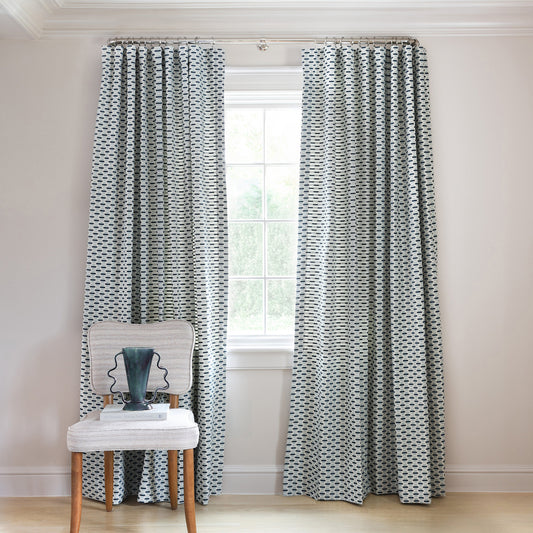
[226,106,300,335]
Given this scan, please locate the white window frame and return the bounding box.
[225,67,302,370]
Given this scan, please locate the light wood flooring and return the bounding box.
[1,493,532,532]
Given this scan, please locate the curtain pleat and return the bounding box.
[283,44,444,504]
[81,44,227,505]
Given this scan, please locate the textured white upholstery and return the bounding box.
[88,320,195,396]
[67,408,199,452]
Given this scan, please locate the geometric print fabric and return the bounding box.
[283,44,445,504]
[81,44,227,506]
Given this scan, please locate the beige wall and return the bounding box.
[0,36,532,495]
[0,40,101,486]
[429,37,533,472]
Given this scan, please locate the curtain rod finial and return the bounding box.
[257,39,269,52]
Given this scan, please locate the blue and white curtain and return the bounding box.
[80,44,227,505]
[283,44,445,504]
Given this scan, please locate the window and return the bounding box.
[225,91,301,342]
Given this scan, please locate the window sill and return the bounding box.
[226,335,294,370]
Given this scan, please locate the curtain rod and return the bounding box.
[106,36,419,50]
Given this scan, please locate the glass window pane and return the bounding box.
[229,222,263,276]
[266,222,297,277]
[225,108,264,164]
[266,165,299,220]
[265,108,301,164]
[229,279,264,335]
[227,165,263,219]
[266,279,296,335]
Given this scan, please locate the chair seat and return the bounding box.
[67,408,199,452]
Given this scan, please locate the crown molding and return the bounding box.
[0,0,59,38]
[1,0,43,38]
[59,1,533,7]
[42,6,533,39]
[1,1,533,39]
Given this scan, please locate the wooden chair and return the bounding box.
[67,320,198,533]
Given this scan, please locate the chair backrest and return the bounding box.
[87,320,195,396]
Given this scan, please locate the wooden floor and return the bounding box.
[1,493,532,532]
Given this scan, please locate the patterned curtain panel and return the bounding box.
[283,44,444,504]
[80,44,227,505]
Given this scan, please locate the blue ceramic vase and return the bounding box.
[121,347,154,411]
[108,347,169,411]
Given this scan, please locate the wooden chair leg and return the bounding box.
[168,450,178,510]
[183,448,197,533]
[70,452,82,533]
[104,451,114,512]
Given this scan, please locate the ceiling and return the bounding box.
[1,0,533,40]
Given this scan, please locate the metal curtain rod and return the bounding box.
[107,36,419,50]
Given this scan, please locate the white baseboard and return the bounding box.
[446,465,533,493]
[1,464,532,497]
[222,465,284,495]
[222,464,533,495]
[0,466,70,497]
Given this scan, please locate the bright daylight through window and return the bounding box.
[225,103,301,337]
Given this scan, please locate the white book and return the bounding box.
[100,403,170,421]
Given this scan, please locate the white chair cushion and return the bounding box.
[67,408,199,452]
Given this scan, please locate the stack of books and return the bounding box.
[100,403,170,421]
